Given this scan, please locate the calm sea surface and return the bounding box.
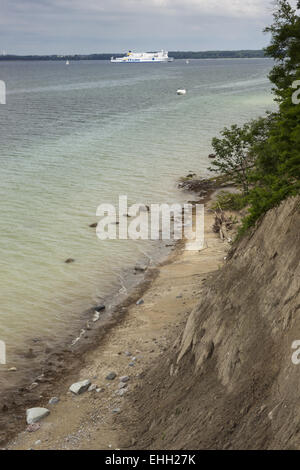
[0,59,275,365]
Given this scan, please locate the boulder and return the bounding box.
[26,408,50,425]
[69,379,91,395]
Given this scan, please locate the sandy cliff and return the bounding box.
[120,197,300,450]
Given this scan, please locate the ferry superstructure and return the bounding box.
[111,50,174,63]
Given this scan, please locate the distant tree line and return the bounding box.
[0,54,115,61]
[0,50,266,61]
[170,50,266,59]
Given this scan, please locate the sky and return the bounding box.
[0,0,286,55]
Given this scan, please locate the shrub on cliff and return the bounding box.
[209,115,276,196]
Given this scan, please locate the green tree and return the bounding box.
[264,0,300,101]
[243,1,300,227]
[209,1,300,231]
[209,116,275,195]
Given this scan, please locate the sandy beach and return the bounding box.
[7,199,230,450]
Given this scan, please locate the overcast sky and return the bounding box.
[0,0,285,55]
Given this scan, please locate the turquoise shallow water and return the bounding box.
[0,58,275,363]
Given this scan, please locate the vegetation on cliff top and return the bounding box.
[209,0,300,232]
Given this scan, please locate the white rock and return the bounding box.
[26,407,50,425]
[48,397,60,405]
[93,311,100,322]
[88,384,97,392]
[69,379,91,395]
[29,382,39,390]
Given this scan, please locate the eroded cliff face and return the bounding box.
[121,197,300,450]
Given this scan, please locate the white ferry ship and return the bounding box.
[111,50,174,63]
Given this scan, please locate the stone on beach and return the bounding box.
[120,375,130,383]
[26,408,50,425]
[136,299,144,305]
[28,382,39,390]
[95,304,105,312]
[48,397,60,405]
[93,311,100,322]
[106,372,117,381]
[118,382,127,389]
[69,379,91,395]
[26,423,41,433]
[134,264,148,272]
[88,384,97,392]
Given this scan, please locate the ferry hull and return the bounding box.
[111,50,174,63]
[111,58,173,63]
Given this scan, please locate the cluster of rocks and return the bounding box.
[178,177,215,193]
[24,349,140,437]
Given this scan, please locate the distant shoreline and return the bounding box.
[0,50,267,61]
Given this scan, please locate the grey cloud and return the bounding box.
[0,0,275,54]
